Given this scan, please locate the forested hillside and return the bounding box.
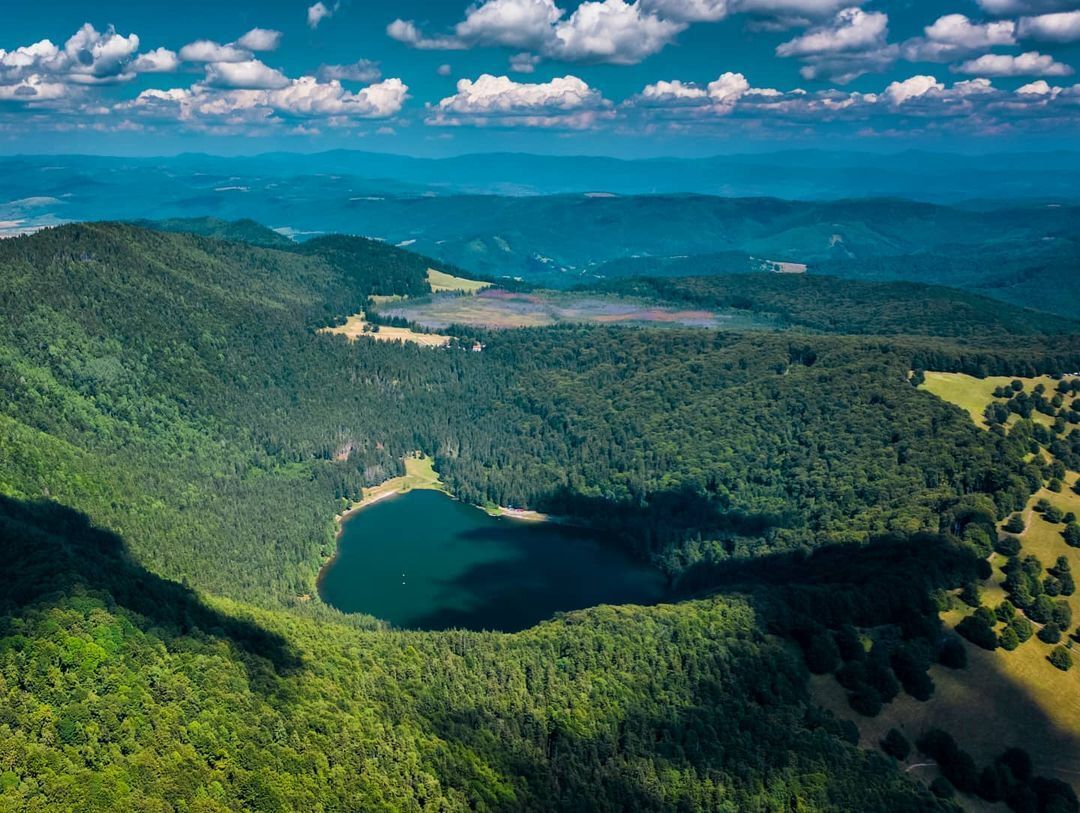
[595,274,1077,339]
[1,222,1078,810]
[592,239,1080,320]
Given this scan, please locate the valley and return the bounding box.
[5,2,1080,807]
[1,218,1078,811]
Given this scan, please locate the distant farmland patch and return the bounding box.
[378,288,772,331]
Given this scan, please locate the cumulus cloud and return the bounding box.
[235,28,283,52]
[428,73,612,127]
[884,74,944,105]
[454,0,564,49]
[123,75,409,126]
[203,59,290,90]
[775,7,894,81]
[631,71,756,115]
[390,0,685,64]
[0,24,179,91]
[0,74,69,102]
[386,19,467,50]
[317,59,382,83]
[178,40,250,63]
[510,52,542,72]
[131,48,179,73]
[58,24,141,83]
[552,0,685,63]
[902,14,1016,62]
[308,2,338,29]
[776,7,886,56]
[955,50,1074,75]
[1018,10,1080,40]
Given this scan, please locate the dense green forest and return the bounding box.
[589,238,1080,320]
[1,222,1079,810]
[594,274,1077,339]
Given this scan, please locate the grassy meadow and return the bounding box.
[813,373,1080,799]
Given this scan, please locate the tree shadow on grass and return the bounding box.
[0,495,301,678]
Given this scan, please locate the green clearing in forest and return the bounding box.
[817,375,1080,798]
[426,267,492,293]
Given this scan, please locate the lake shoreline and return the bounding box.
[317,486,666,631]
[315,454,567,602]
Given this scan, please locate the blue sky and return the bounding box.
[2,0,1079,156]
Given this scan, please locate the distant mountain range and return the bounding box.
[3,150,1077,318]
[5,149,1080,209]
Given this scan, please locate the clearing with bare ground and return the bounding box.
[319,312,453,347]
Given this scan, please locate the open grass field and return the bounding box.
[814,372,1080,801]
[319,312,453,347]
[382,288,771,331]
[426,267,492,293]
[921,372,1077,429]
[339,454,446,520]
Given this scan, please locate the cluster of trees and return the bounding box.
[956,553,1075,653]
[914,732,1077,811]
[0,222,1077,808]
[985,381,1080,433]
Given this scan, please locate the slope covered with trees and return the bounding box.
[1,222,1078,810]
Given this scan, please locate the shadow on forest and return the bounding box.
[0,495,301,676]
[535,484,797,557]
[419,533,1080,804]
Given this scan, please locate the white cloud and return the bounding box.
[639,79,710,101]
[57,24,140,83]
[390,0,685,64]
[308,2,337,29]
[317,59,382,83]
[551,0,685,64]
[436,73,602,112]
[131,48,179,74]
[634,71,752,114]
[0,40,61,75]
[0,74,69,102]
[510,52,542,72]
[386,19,466,50]
[926,14,1017,47]
[455,0,564,49]
[955,50,1074,75]
[236,29,283,52]
[1016,78,1056,93]
[272,77,409,117]
[437,64,453,76]
[428,73,611,127]
[0,24,157,86]
[774,7,893,81]
[776,7,887,56]
[902,14,1017,62]
[1018,10,1080,41]
[122,75,409,126]
[638,0,730,21]
[178,40,250,63]
[883,74,944,105]
[204,59,290,90]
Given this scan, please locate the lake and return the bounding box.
[318,489,667,632]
